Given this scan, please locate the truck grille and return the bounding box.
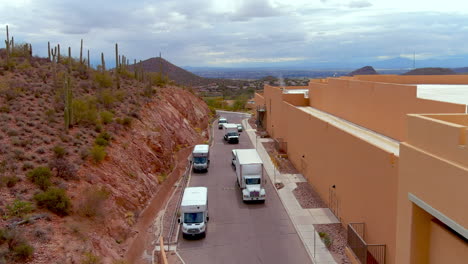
[250,191,260,197]
[188,228,199,234]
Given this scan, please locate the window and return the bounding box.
[246,178,261,185]
[184,212,204,224]
[193,157,207,164]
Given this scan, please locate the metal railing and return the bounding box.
[348,223,386,264]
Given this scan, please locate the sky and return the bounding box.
[1,0,468,68]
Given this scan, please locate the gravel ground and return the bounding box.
[313,223,351,264]
[262,142,299,174]
[293,182,327,208]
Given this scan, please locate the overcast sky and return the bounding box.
[1,0,468,68]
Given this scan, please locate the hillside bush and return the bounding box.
[52,145,67,158]
[90,145,106,163]
[0,175,20,188]
[94,132,111,147]
[93,72,113,88]
[49,158,77,180]
[100,111,114,124]
[27,167,52,190]
[12,242,34,260]
[34,187,71,216]
[6,200,34,218]
[78,186,110,217]
[72,96,98,125]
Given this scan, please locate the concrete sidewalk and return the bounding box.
[242,119,339,264]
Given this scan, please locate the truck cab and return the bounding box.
[233,149,266,202]
[223,123,239,144]
[218,117,227,129]
[192,144,210,172]
[179,187,209,239]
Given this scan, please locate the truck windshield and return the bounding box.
[219,120,227,123]
[193,157,207,164]
[184,212,204,224]
[246,178,261,185]
[227,132,239,137]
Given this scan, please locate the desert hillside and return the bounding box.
[0,42,211,263]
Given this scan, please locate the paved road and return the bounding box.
[177,111,312,264]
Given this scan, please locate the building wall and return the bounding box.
[428,220,468,264]
[307,79,466,141]
[353,74,468,84]
[396,114,468,264]
[283,103,398,264]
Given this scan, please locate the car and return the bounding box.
[237,124,243,132]
[218,117,227,129]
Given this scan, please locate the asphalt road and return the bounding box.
[177,111,312,264]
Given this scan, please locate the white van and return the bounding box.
[218,117,227,129]
[192,144,210,172]
[179,187,209,238]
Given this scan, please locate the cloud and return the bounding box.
[348,0,372,8]
[229,0,282,21]
[2,0,468,68]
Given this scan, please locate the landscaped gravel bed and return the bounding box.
[293,182,327,208]
[313,223,351,264]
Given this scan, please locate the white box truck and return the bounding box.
[192,144,209,172]
[233,149,266,202]
[223,123,239,144]
[179,187,209,238]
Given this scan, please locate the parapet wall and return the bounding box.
[353,74,468,84]
[308,78,466,141]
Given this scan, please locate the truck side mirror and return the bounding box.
[207,216,209,221]
[178,218,181,224]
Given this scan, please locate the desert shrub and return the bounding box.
[11,43,31,58]
[22,161,33,171]
[100,110,114,124]
[0,228,7,244]
[45,109,56,122]
[149,72,169,87]
[72,96,98,125]
[93,72,113,88]
[142,83,155,97]
[94,132,111,147]
[90,145,106,163]
[122,117,132,126]
[49,158,77,180]
[34,187,71,216]
[318,232,333,248]
[0,175,20,188]
[6,200,34,218]
[78,186,110,217]
[97,88,118,108]
[82,252,101,264]
[0,105,10,113]
[157,173,167,184]
[12,242,34,260]
[52,145,67,158]
[27,167,52,190]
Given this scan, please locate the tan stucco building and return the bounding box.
[255,75,468,264]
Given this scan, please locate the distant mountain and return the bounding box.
[128,57,213,87]
[452,67,468,74]
[402,67,456,75]
[346,66,378,76]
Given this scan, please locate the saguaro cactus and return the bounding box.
[63,77,73,130]
[57,44,61,62]
[79,39,83,66]
[101,52,106,72]
[115,43,120,88]
[68,47,72,73]
[48,41,51,61]
[87,50,90,69]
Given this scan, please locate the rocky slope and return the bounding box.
[0,51,211,263]
[346,66,378,76]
